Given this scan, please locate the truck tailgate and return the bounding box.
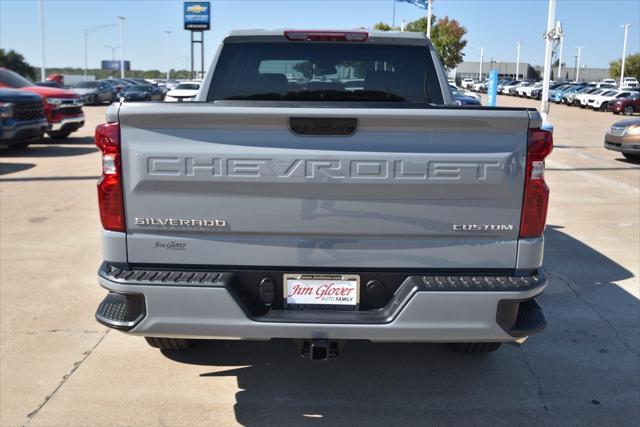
[117,104,532,269]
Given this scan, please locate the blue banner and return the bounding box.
[184,2,210,31]
[396,0,428,9]
[101,60,130,71]
[487,69,498,107]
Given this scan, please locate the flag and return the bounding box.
[396,0,428,10]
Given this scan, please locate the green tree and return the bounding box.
[374,15,467,70]
[609,53,640,80]
[373,22,396,31]
[0,49,36,80]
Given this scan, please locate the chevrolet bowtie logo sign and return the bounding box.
[186,4,207,13]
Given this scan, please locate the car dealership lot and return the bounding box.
[1,100,638,426]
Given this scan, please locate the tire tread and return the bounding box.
[145,337,192,350]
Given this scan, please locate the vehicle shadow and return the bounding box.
[42,136,97,145]
[162,225,638,426]
[616,156,640,165]
[0,162,35,175]
[0,142,97,158]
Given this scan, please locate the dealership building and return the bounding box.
[451,61,610,82]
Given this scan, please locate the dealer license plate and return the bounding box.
[283,274,360,311]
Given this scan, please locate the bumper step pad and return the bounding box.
[102,264,230,287]
[95,292,146,331]
[417,274,542,291]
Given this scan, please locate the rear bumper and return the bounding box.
[49,115,84,132]
[96,264,547,342]
[1,118,47,143]
[605,136,640,154]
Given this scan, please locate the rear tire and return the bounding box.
[145,337,193,350]
[599,102,608,112]
[448,342,502,354]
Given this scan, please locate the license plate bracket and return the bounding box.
[283,274,360,311]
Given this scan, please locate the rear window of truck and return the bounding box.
[207,42,444,104]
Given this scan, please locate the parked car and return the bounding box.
[588,90,635,111]
[102,79,127,95]
[119,85,162,102]
[518,82,543,98]
[497,80,516,93]
[471,79,489,92]
[94,29,553,357]
[604,118,640,161]
[450,86,481,105]
[622,77,639,89]
[70,81,117,105]
[531,83,568,101]
[575,88,609,108]
[557,84,590,104]
[124,81,164,100]
[0,88,48,148]
[599,78,617,87]
[593,82,616,89]
[460,77,474,89]
[501,81,523,95]
[164,81,201,102]
[449,84,481,102]
[509,81,535,96]
[35,81,65,88]
[608,92,640,115]
[0,67,84,139]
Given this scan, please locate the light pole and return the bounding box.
[104,45,119,61]
[165,31,171,80]
[575,46,582,82]
[180,56,189,71]
[38,0,46,81]
[540,0,556,120]
[556,22,564,81]
[117,16,126,78]
[478,47,485,81]
[619,24,631,88]
[84,24,117,77]
[426,0,434,39]
[515,41,521,80]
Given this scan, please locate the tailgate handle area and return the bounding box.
[289,117,357,136]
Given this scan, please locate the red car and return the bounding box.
[0,68,84,139]
[609,92,640,115]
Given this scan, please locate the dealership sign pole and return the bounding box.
[619,24,631,89]
[118,16,126,78]
[540,0,556,121]
[515,41,521,80]
[165,31,171,80]
[38,0,46,81]
[184,2,211,79]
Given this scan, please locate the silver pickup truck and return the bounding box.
[94,30,552,359]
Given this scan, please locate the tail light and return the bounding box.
[95,122,125,232]
[520,128,553,238]
[284,30,369,42]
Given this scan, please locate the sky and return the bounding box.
[1,0,639,73]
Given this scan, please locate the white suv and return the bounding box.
[461,78,474,89]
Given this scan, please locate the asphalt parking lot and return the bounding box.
[1,97,639,426]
